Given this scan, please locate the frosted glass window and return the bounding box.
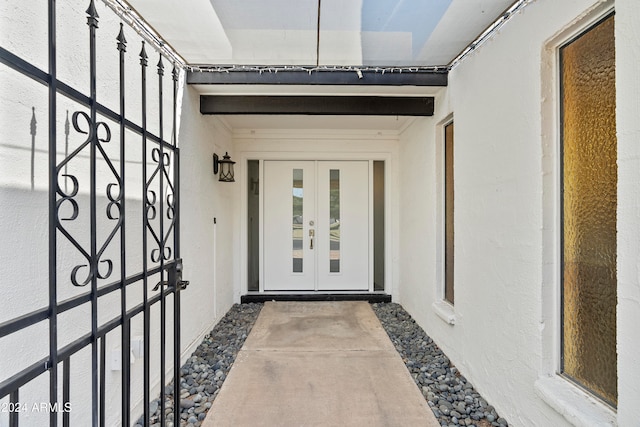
[292,169,304,273]
[561,14,617,406]
[445,122,454,304]
[329,169,340,273]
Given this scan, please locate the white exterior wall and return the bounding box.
[397,115,439,307]
[398,0,638,426]
[178,86,236,355]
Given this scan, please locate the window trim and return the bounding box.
[559,11,617,407]
[433,114,456,325]
[538,1,617,424]
[443,120,455,305]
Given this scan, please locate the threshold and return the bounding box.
[241,292,391,303]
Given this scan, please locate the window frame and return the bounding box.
[558,11,617,408]
[535,3,617,424]
[432,115,456,325]
[443,120,455,305]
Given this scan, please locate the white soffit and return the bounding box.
[125,0,232,64]
[124,0,518,67]
[221,114,414,131]
[419,0,517,65]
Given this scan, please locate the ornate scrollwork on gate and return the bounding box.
[146,145,175,263]
[56,110,121,287]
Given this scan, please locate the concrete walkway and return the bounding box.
[202,301,440,427]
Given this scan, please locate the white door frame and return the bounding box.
[238,149,394,295]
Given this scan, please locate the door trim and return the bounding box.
[239,150,392,296]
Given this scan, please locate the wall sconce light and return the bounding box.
[213,152,235,182]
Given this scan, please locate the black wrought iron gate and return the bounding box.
[0,1,186,425]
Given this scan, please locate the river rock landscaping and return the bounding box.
[134,302,263,427]
[372,302,508,427]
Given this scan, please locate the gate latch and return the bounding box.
[170,259,189,290]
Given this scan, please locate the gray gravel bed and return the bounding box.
[134,302,263,427]
[372,302,508,427]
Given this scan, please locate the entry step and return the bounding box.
[241,293,391,303]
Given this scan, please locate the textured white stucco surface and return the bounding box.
[178,84,236,353]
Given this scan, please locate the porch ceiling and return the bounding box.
[219,114,416,131]
[122,0,517,127]
[125,0,517,68]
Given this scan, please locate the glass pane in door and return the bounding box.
[374,161,385,291]
[329,169,340,273]
[292,169,303,273]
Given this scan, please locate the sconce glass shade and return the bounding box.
[217,152,235,182]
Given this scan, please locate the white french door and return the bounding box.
[263,160,369,291]
[264,161,316,290]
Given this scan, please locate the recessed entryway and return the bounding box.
[247,157,386,295]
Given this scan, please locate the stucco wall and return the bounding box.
[178,85,236,355]
[397,116,439,307]
[398,0,633,426]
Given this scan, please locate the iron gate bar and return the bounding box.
[100,337,106,427]
[172,63,181,423]
[63,358,70,427]
[0,309,49,338]
[47,0,59,425]
[140,40,151,427]
[0,46,50,84]
[117,21,131,427]
[157,54,166,427]
[9,390,18,427]
[87,3,100,423]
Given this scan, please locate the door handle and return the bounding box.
[309,229,314,250]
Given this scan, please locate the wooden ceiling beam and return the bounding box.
[200,95,435,116]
